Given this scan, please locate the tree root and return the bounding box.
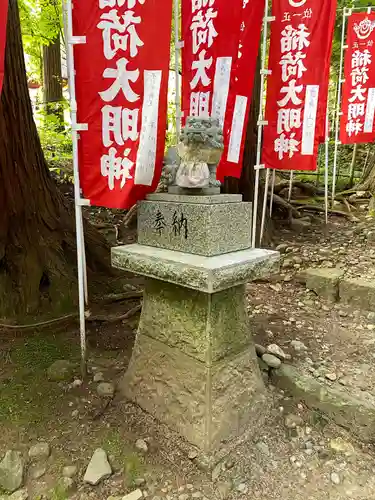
[272,194,300,218]
[274,180,323,197]
[290,201,354,218]
[101,291,143,304]
[87,304,142,323]
[0,301,142,330]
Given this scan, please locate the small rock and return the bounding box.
[135,439,148,453]
[290,340,307,352]
[188,449,198,460]
[0,450,24,493]
[330,472,341,485]
[282,258,294,269]
[134,478,146,487]
[84,448,112,485]
[122,490,143,500]
[47,360,75,381]
[236,483,248,494]
[270,283,282,292]
[28,442,50,461]
[256,441,270,456]
[291,218,311,232]
[97,382,115,398]
[304,441,313,450]
[62,465,78,478]
[255,344,266,357]
[29,464,46,480]
[325,373,337,382]
[276,243,289,253]
[94,372,105,383]
[329,437,355,455]
[192,493,203,499]
[55,477,76,496]
[285,413,303,429]
[367,312,375,322]
[9,489,28,500]
[267,344,287,360]
[72,378,82,388]
[262,353,281,369]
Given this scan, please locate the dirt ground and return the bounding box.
[1,210,375,500]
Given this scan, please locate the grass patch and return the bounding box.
[0,333,80,425]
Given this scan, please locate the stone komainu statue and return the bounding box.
[161,117,224,191]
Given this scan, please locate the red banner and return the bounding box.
[317,0,337,143]
[0,0,8,96]
[72,0,172,209]
[217,0,264,181]
[340,13,375,145]
[181,0,243,126]
[262,0,336,171]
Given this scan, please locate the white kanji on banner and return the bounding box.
[100,58,140,102]
[99,0,145,9]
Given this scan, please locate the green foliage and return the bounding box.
[35,103,73,178]
[19,0,63,82]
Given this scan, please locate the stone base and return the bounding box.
[137,196,252,256]
[111,245,279,293]
[121,279,267,451]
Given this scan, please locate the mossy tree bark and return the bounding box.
[0,0,111,319]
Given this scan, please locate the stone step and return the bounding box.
[271,364,375,443]
[302,268,375,310]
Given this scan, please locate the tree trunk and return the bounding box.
[223,57,273,245]
[0,0,111,319]
[43,37,64,126]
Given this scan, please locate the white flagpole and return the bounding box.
[269,169,276,216]
[332,8,348,206]
[64,0,88,378]
[252,0,272,248]
[260,168,270,244]
[174,0,182,140]
[324,105,329,224]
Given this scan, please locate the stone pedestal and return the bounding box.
[112,194,279,452]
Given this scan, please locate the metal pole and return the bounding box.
[80,222,88,305]
[174,0,181,139]
[260,168,270,244]
[269,169,276,216]
[252,0,271,248]
[332,8,348,206]
[324,105,329,224]
[64,0,87,378]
